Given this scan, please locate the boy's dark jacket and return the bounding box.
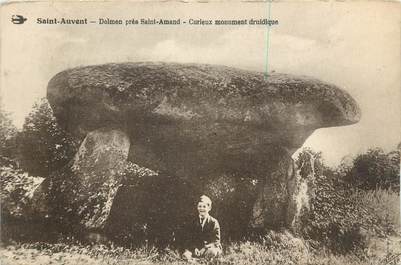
[186,215,222,250]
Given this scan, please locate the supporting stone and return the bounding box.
[32,128,130,230]
[71,128,130,229]
[250,149,313,233]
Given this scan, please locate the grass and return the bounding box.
[357,188,400,234]
[1,188,399,265]
[2,227,401,265]
[1,238,400,265]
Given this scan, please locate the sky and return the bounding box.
[1,1,400,166]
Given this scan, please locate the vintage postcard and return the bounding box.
[1,1,400,264]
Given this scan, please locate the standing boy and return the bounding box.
[183,195,222,261]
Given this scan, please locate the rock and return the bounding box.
[250,148,315,231]
[39,62,360,238]
[251,149,295,229]
[47,63,360,179]
[72,128,130,229]
[33,128,130,230]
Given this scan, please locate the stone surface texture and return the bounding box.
[34,62,360,237]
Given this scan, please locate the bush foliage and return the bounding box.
[295,147,400,253]
[0,165,43,218]
[0,104,18,160]
[342,148,399,191]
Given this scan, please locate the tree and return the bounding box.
[295,147,332,179]
[17,98,78,177]
[0,104,18,164]
[344,148,399,191]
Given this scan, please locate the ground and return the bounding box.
[1,235,400,265]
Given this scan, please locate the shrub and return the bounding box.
[0,165,44,219]
[295,147,401,253]
[343,148,399,191]
[0,164,48,243]
[300,172,400,254]
[301,172,371,253]
[295,148,380,253]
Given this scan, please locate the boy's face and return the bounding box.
[197,201,211,217]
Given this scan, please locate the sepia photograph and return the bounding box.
[0,1,400,264]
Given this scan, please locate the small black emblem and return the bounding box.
[11,15,27,24]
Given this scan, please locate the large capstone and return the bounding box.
[35,62,360,240]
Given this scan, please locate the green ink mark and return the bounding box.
[264,0,272,80]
